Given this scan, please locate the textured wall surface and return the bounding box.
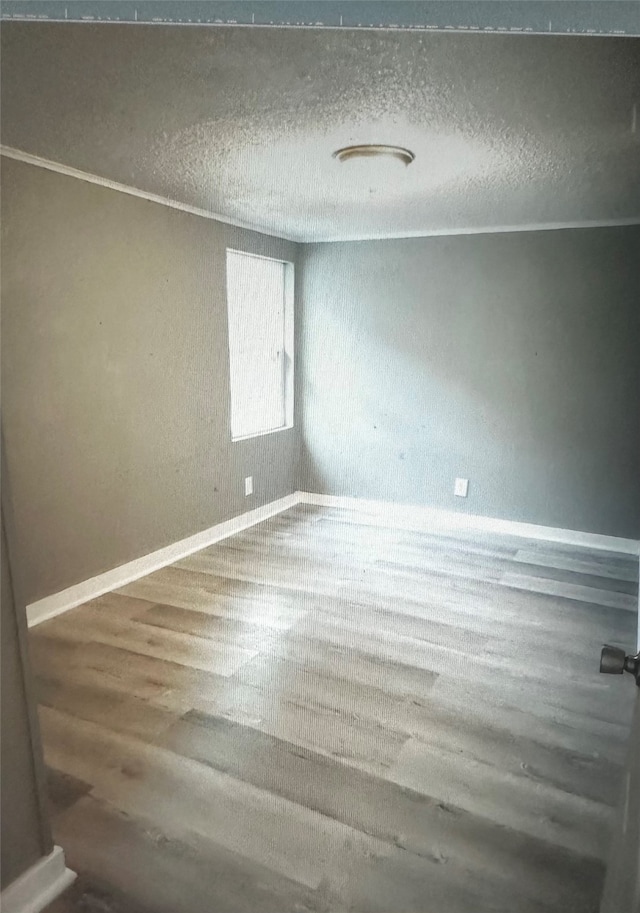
[298,228,640,538]
[2,158,300,604]
[2,23,639,242]
[3,156,638,608]
[1,511,50,888]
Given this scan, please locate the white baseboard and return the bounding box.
[26,490,638,628]
[296,492,640,555]
[1,846,76,913]
[26,493,299,627]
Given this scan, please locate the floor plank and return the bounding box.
[31,506,638,913]
[37,604,258,676]
[160,709,606,909]
[51,794,328,913]
[500,571,638,610]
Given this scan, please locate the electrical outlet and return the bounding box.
[454,477,469,498]
[244,476,253,497]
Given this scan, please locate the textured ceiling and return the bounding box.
[2,23,639,241]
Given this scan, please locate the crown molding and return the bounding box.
[3,145,639,243]
[0,145,300,242]
[314,217,640,243]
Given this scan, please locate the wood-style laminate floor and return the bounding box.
[33,504,639,913]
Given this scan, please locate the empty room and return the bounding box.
[1,5,640,913]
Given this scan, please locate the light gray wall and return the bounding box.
[2,158,301,605]
[1,505,51,888]
[298,228,640,538]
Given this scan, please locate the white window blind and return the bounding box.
[226,250,293,440]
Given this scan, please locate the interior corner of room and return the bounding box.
[1,12,639,913]
[3,153,639,619]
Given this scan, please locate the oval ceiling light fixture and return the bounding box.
[333,144,415,166]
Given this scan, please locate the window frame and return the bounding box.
[225,248,295,443]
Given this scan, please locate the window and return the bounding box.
[226,249,294,441]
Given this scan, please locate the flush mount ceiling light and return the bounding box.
[333,144,415,166]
